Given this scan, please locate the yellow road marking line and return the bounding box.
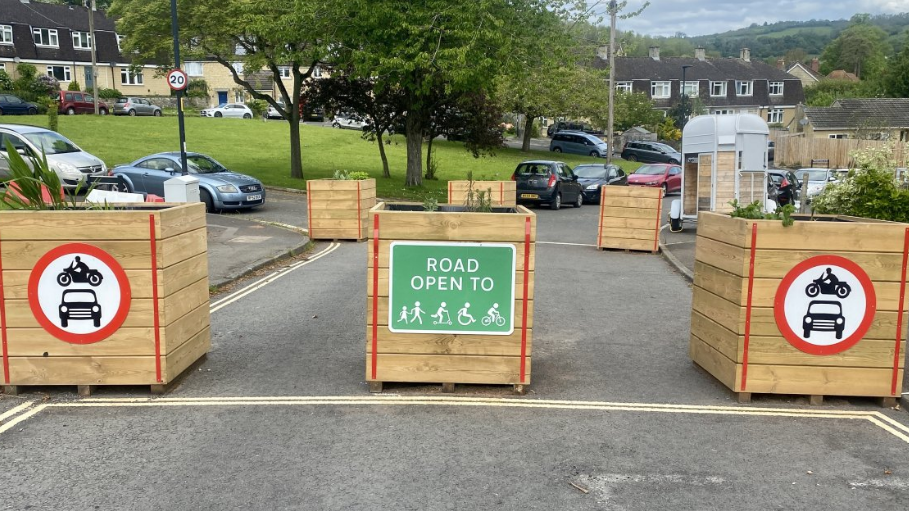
[0,401,34,423]
[867,416,909,444]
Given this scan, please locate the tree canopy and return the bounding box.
[819,15,892,80]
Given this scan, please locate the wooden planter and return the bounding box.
[447,181,516,207]
[306,178,376,241]
[597,186,662,252]
[366,202,536,392]
[691,212,908,404]
[1,203,210,394]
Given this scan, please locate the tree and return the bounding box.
[609,92,662,131]
[819,14,891,80]
[109,0,335,180]
[884,35,909,98]
[423,90,504,179]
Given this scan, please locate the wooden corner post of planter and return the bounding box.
[0,203,211,393]
[447,181,517,208]
[366,202,536,393]
[597,186,663,253]
[690,211,908,403]
[307,178,377,241]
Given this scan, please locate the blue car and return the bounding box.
[112,152,266,212]
[0,94,38,115]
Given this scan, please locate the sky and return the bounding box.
[610,0,907,37]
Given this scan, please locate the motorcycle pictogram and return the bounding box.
[57,256,103,287]
[805,268,850,299]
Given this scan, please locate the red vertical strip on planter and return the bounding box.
[356,181,362,240]
[742,223,758,391]
[0,224,8,384]
[520,216,531,383]
[499,182,504,206]
[371,214,380,380]
[306,181,313,239]
[892,227,909,396]
[652,192,663,253]
[597,187,606,248]
[149,215,162,383]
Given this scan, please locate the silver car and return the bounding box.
[0,124,106,189]
[795,168,837,202]
[200,103,254,119]
[112,97,162,116]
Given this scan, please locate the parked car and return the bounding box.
[0,124,107,188]
[200,103,253,119]
[767,141,775,162]
[620,141,681,164]
[546,121,604,137]
[112,97,162,116]
[573,163,627,203]
[0,94,38,115]
[549,131,609,158]
[112,152,265,212]
[627,163,682,196]
[767,170,800,207]
[795,168,837,202]
[57,91,109,115]
[512,160,583,210]
[266,101,286,120]
[332,112,367,130]
[802,300,845,339]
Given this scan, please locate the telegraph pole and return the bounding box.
[606,0,617,164]
[170,0,188,175]
[87,0,99,114]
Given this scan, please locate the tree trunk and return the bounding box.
[522,115,534,152]
[376,132,390,178]
[405,113,423,186]
[425,135,435,180]
[288,113,303,180]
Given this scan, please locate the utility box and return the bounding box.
[164,175,200,203]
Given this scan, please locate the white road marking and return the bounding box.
[537,241,597,247]
[579,473,725,508]
[210,242,339,313]
[850,478,909,489]
[0,401,34,423]
[0,404,47,435]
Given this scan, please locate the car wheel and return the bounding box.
[803,328,811,338]
[552,147,562,153]
[154,110,162,117]
[61,318,68,328]
[99,108,108,115]
[835,329,843,340]
[27,107,37,115]
[66,107,76,115]
[200,189,215,213]
[627,155,637,162]
[332,121,340,128]
[128,109,136,116]
[243,113,252,119]
[589,151,598,157]
[574,192,583,208]
[214,112,223,118]
[549,193,561,210]
[661,183,668,197]
[93,317,101,328]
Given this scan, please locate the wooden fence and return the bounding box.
[776,136,907,169]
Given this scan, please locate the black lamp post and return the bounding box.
[680,64,693,126]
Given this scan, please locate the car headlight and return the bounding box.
[647,180,659,185]
[835,318,843,324]
[217,184,239,193]
[56,161,79,176]
[805,317,812,324]
[92,305,100,313]
[60,306,68,313]
[585,184,599,190]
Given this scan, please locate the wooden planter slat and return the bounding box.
[598,186,662,252]
[1,203,210,389]
[366,203,536,388]
[307,179,376,241]
[690,211,908,400]
[447,181,517,207]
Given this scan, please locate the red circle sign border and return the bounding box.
[773,254,876,356]
[167,69,187,91]
[27,243,132,345]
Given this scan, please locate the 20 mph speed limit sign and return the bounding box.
[167,69,188,91]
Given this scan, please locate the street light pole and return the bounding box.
[680,64,692,127]
[170,0,188,175]
[606,0,617,164]
[87,0,99,115]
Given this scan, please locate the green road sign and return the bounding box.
[389,242,516,335]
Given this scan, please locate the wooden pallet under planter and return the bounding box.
[0,203,210,394]
[690,212,908,403]
[306,178,376,241]
[447,181,516,208]
[366,202,536,392]
[597,186,662,253]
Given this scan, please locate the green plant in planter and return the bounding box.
[729,199,795,227]
[463,171,493,213]
[332,170,370,180]
[422,194,439,212]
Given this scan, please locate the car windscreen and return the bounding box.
[62,291,96,303]
[799,170,829,182]
[808,302,841,314]
[187,155,228,174]
[634,165,666,176]
[116,98,128,103]
[652,144,677,153]
[514,164,550,176]
[23,132,81,155]
[573,165,608,179]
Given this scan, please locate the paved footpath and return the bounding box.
[2,193,909,510]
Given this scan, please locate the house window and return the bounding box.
[33,28,59,48]
[0,25,12,45]
[712,109,734,115]
[769,82,784,96]
[46,65,71,82]
[0,63,5,71]
[116,34,125,52]
[710,81,727,97]
[235,44,246,56]
[735,80,753,96]
[828,134,848,139]
[120,68,144,85]
[313,65,322,78]
[184,62,203,77]
[231,62,244,75]
[279,66,291,79]
[681,81,698,98]
[616,81,632,93]
[767,109,783,124]
[234,90,245,102]
[650,81,671,98]
[72,31,92,50]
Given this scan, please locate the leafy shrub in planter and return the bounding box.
[813,144,909,223]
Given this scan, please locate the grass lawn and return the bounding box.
[0,115,640,200]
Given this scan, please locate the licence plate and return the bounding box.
[246,194,262,201]
[520,194,538,199]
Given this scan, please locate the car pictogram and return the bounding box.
[59,289,102,328]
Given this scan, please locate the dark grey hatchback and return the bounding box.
[512,160,584,210]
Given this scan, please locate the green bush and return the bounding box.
[247,99,268,118]
[98,88,123,99]
[813,144,909,222]
[16,63,37,81]
[185,79,209,99]
[67,80,81,91]
[0,70,12,91]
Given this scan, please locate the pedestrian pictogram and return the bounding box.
[388,242,515,335]
[774,255,876,355]
[28,243,132,345]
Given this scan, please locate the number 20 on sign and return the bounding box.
[388,242,516,335]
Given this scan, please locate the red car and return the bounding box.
[56,91,109,115]
[627,163,682,196]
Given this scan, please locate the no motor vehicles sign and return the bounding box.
[388,242,516,335]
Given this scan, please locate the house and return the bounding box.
[183,60,324,107]
[786,58,823,88]
[0,0,168,96]
[595,46,806,129]
[794,98,909,141]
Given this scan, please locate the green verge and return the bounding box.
[0,116,640,200]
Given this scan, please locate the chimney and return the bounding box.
[740,48,751,62]
[649,46,660,61]
[777,58,785,70]
[596,45,609,60]
[695,47,706,61]
[811,57,819,72]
